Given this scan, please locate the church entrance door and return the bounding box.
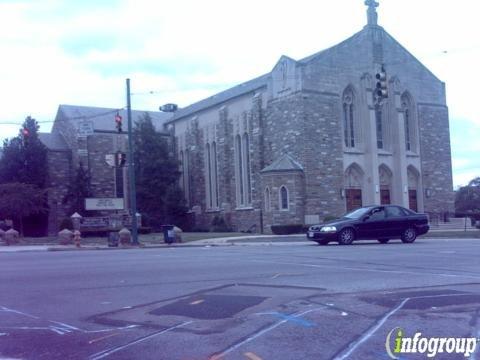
[346,189,362,212]
[380,188,390,205]
[409,190,418,212]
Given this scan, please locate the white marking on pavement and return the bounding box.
[341,312,348,316]
[334,293,478,359]
[0,306,40,319]
[88,321,193,360]
[334,298,410,360]
[252,260,480,280]
[0,332,8,336]
[214,308,325,358]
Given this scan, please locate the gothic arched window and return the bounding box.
[343,88,356,148]
[401,92,417,153]
[264,187,271,212]
[235,134,244,206]
[280,186,289,210]
[242,133,251,205]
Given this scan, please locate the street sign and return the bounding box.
[105,154,115,167]
[85,198,125,211]
[77,120,94,137]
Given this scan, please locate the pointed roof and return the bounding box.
[56,105,172,133]
[261,154,304,173]
[38,132,69,151]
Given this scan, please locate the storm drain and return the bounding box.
[149,295,267,320]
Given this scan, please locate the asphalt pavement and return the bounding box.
[1,238,479,359]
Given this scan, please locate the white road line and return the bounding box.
[251,260,480,280]
[0,306,40,319]
[88,321,193,360]
[333,298,410,360]
[214,307,325,358]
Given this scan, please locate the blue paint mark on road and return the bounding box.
[268,312,315,328]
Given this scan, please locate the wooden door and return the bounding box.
[346,189,362,212]
[380,189,390,205]
[409,190,418,212]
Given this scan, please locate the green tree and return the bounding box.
[0,183,48,235]
[0,116,47,188]
[133,113,187,228]
[63,162,91,215]
[455,177,480,218]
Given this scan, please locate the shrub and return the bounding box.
[271,224,304,235]
[59,217,74,230]
[211,215,231,232]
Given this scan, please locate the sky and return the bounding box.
[0,0,478,188]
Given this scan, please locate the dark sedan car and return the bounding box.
[307,205,429,245]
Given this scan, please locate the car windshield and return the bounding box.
[343,207,372,219]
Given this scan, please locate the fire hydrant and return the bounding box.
[73,230,81,248]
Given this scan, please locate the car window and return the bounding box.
[386,206,405,217]
[369,208,385,220]
[344,207,372,219]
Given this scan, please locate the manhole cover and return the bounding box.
[150,295,266,320]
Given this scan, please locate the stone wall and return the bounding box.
[418,104,455,214]
[261,171,305,233]
[46,150,72,235]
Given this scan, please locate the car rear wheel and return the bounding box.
[401,228,417,243]
[377,239,389,244]
[338,228,355,245]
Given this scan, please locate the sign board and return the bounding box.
[105,154,115,167]
[77,121,94,137]
[85,198,124,211]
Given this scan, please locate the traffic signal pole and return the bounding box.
[126,78,139,245]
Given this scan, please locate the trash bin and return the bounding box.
[108,231,119,247]
[162,225,175,244]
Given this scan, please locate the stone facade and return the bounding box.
[168,11,454,233]
[40,5,455,235]
[40,105,170,235]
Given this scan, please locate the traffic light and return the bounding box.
[22,127,30,137]
[115,112,123,132]
[375,66,388,99]
[116,152,127,167]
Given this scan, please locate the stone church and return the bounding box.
[168,1,454,233]
[39,1,454,235]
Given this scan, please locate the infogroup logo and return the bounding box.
[385,327,478,359]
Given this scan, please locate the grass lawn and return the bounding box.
[13,232,247,245]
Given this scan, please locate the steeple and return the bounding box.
[365,0,379,26]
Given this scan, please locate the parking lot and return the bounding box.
[1,238,479,359]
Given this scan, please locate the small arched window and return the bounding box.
[264,187,271,212]
[280,186,289,210]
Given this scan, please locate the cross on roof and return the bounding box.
[365,0,379,25]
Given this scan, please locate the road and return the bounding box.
[1,238,479,359]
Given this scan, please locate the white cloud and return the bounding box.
[0,0,478,187]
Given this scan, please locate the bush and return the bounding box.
[211,215,232,232]
[59,217,73,230]
[271,224,304,235]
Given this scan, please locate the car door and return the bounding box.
[385,206,407,237]
[357,207,387,239]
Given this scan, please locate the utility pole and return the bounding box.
[126,78,139,245]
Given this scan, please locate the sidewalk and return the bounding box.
[1,231,478,253]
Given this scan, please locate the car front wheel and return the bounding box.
[338,228,355,245]
[401,228,417,243]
